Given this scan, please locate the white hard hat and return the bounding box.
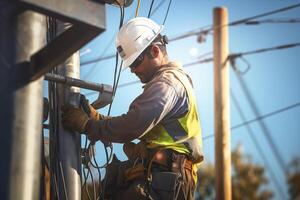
[116,17,164,70]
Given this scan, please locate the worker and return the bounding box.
[62,17,203,200]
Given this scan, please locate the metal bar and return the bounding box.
[0,3,46,199]
[30,24,102,81]
[45,73,113,93]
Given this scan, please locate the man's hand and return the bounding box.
[61,105,89,133]
[80,94,108,121]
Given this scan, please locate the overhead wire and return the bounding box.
[169,3,300,42]
[229,42,300,58]
[202,101,300,141]
[231,62,287,174]
[147,0,155,18]
[81,3,300,66]
[149,0,166,16]
[80,0,167,67]
[244,18,300,25]
[94,41,300,91]
[231,91,286,199]
[162,0,173,25]
[106,57,213,90]
[231,102,300,130]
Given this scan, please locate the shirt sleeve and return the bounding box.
[97,80,179,143]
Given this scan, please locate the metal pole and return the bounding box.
[56,21,81,200]
[213,7,232,200]
[0,3,46,200]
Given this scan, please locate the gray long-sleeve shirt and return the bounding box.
[98,62,192,143]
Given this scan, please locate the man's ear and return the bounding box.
[149,45,160,58]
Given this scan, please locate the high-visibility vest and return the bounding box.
[141,67,203,164]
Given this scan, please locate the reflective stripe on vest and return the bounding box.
[141,68,203,163]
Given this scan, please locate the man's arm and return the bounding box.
[87,80,179,143]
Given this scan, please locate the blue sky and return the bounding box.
[59,0,300,199]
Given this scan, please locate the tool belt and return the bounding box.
[151,149,193,172]
[124,148,193,183]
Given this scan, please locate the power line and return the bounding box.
[162,0,172,25]
[80,0,167,67]
[245,18,300,25]
[147,0,155,18]
[232,66,287,174]
[231,91,286,199]
[169,3,300,42]
[115,57,213,89]
[202,101,300,140]
[231,102,300,130]
[84,40,300,95]
[229,42,300,58]
[149,0,166,16]
[81,3,300,66]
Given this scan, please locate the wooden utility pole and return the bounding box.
[213,7,232,200]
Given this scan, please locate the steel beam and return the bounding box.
[0,3,46,199]
[2,0,106,82]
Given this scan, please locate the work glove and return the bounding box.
[61,105,89,133]
[80,94,109,120]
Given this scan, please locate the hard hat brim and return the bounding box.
[122,25,164,70]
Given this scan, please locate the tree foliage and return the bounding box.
[287,157,300,199]
[196,145,273,200]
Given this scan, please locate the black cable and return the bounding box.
[112,57,213,89]
[169,3,300,42]
[89,143,102,199]
[232,102,300,130]
[147,0,155,18]
[230,42,300,58]
[231,91,286,199]
[244,18,300,25]
[107,1,124,116]
[104,41,300,90]
[81,3,300,66]
[232,65,287,174]
[150,0,166,16]
[82,137,94,200]
[80,0,166,67]
[100,144,112,200]
[82,168,92,200]
[47,17,61,200]
[87,163,96,200]
[162,0,173,25]
[202,101,300,141]
[229,3,300,26]
[86,40,300,93]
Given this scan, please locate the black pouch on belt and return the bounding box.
[149,171,183,200]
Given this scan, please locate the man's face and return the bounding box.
[129,50,158,83]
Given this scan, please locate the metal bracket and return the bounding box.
[5,0,106,81]
[45,73,113,108]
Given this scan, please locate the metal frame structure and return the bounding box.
[0,0,106,199]
[6,0,106,85]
